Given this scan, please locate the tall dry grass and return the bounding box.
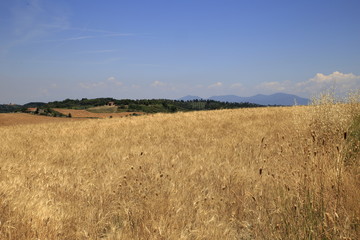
[0,95,359,239]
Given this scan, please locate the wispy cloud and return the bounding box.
[0,0,70,56]
[230,83,243,89]
[0,1,133,57]
[79,76,123,89]
[257,81,289,92]
[208,82,223,88]
[67,27,129,35]
[107,76,123,86]
[84,57,123,65]
[79,81,106,89]
[37,82,61,97]
[78,49,118,54]
[42,33,133,43]
[50,83,58,88]
[64,36,94,41]
[151,81,166,87]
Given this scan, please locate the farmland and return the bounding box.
[0,99,359,239]
[0,113,83,127]
[53,108,145,118]
[0,109,145,128]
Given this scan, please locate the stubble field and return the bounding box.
[0,113,84,127]
[0,102,359,239]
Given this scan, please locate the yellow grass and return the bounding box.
[0,104,359,239]
[0,113,84,127]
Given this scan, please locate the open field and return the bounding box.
[53,108,144,118]
[0,113,85,127]
[86,106,119,113]
[0,103,359,239]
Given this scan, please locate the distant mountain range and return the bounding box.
[179,93,309,106]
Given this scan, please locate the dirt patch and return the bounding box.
[53,108,145,118]
[0,110,144,127]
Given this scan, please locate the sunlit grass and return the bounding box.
[0,96,359,239]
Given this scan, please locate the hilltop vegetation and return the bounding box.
[1,98,262,114]
[45,98,262,113]
[0,92,359,239]
[0,102,46,113]
[0,104,22,113]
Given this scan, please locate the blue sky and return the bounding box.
[1,0,359,104]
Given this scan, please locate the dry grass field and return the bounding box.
[53,108,144,118]
[0,95,359,239]
[0,113,84,127]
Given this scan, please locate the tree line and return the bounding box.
[45,98,263,113]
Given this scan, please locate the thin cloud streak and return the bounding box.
[77,49,118,54]
[67,27,128,34]
[40,33,133,43]
[79,77,123,90]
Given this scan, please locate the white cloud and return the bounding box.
[151,80,166,87]
[308,71,358,83]
[257,71,360,97]
[208,82,223,88]
[298,71,359,87]
[296,71,360,95]
[230,83,243,89]
[107,76,123,86]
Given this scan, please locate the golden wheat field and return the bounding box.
[0,102,359,239]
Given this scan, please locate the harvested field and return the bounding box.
[0,113,84,127]
[53,108,144,118]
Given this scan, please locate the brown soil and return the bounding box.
[53,108,145,118]
[0,109,145,127]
